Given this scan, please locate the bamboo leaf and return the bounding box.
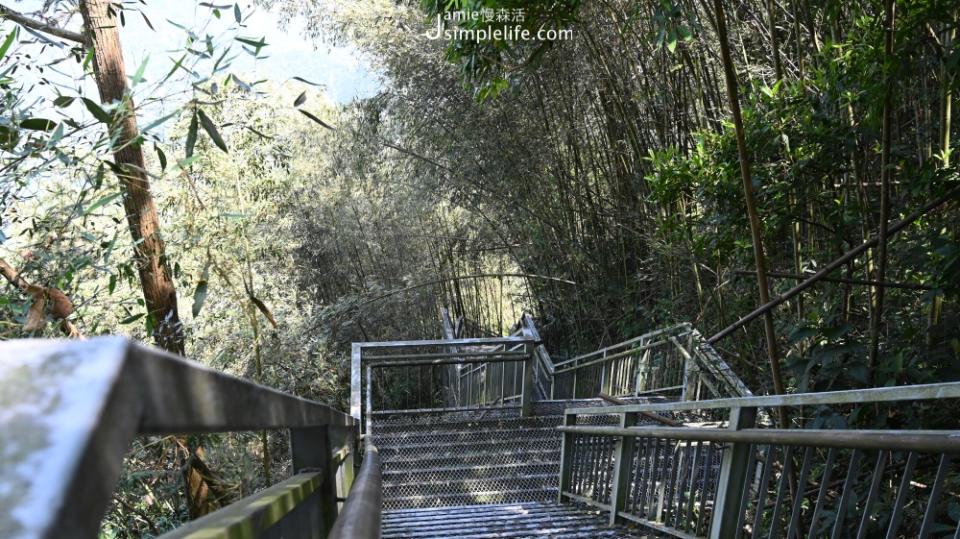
[83,192,123,215]
[82,98,112,123]
[299,109,336,130]
[20,118,57,131]
[185,110,198,158]
[197,109,228,152]
[192,261,211,317]
[294,91,307,107]
[0,29,17,62]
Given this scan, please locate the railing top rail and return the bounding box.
[557,425,960,453]
[356,336,535,349]
[1,337,355,539]
[328,445,382,539]
[565,381,960,415]
[552,322,692,368]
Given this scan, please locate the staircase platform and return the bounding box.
[381,501,642,538]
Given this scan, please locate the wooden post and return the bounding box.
[557,412,577,503]
[520,342,536,416]
[709,407,757,539]
[291,426,340,537]
[608,412,639,525]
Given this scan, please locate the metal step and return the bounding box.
[374,426,559,448]
[376,435,562,459]
[373,414,565,434]
[383,488,558,511]
[383,461,561,485]
[381,448,560,470]
[384,472,559,499]
[382,501,642,538]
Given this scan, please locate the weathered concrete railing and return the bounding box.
[351,335,538,436]
[557,382,960,538]
[0,337,363,539]
[550,323,750,401]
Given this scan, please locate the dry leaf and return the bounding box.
[24,294,47,332]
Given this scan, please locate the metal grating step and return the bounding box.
[374,426,559,447]
[383,462,560,485]
[382,501,642,538]
[383,488,558,511]
[381,448,560,470]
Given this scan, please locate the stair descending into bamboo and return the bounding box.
[373,399,662,537]
[381,501,643,538]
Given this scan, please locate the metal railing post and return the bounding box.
[557,412,577,503]
[291,426,342,537]
[351,343,362,422]
[608,412,639,525]
[520,342,535,417]
[708,406,757,539]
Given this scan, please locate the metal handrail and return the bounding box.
[328,445,382,539]
[0,337,358,539]
[557,381,960,539]
[565,380,960,415]
[551,323,693,369]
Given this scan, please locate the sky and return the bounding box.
[114,0,381,104]
[6,0,381,112]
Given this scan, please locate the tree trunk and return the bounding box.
[868,0,896,373]
[78,0,216,519]
[712,0,788,425]
[78,0,183,355]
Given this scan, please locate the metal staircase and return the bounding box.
[349,313,741,537]
[8,314,957,539]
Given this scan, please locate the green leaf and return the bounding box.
[299,109,335,130]
[294,91,307,107]
[155,144,167,171]
[0,125,18,149]
[108,274,117,294]
[82,98,112,123]
[141,110,180,133]
[666,30,678,53]
[119,312,145,325]
[192,261,211,317]
[83,192,123,215]
[20,118,57,131]
[0,29,17,62]
[162,53,187,84]
[130,54,149,86]
[234,3,242,23]
[292,76,322,86]
[197,109,228,152]
[185,110,198,159]
[235,36,267,55]
[53,95,75,107]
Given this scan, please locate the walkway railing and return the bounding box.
[351,335,538,437]
[550,323,750,401]
[0,337,370,539]
[556,382,960,538]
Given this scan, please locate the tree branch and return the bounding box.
[0,4,86,44]
[0,257,81,337]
